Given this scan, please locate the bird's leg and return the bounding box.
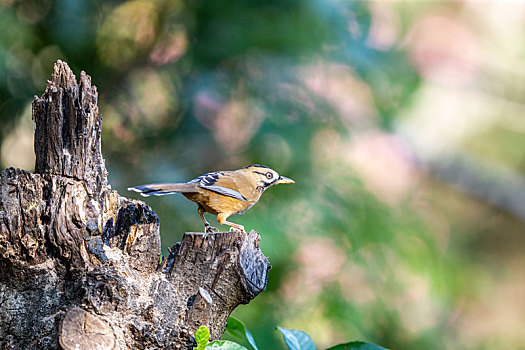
[225,221,245,232]
[198,206,218,234]
[217,213,245,233]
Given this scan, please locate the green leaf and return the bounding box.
[277,327,315,350]
[194,326,210,350]
[206,340,250,350]
[225,316,259,350]
[326,341,389,350]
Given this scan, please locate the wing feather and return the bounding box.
[198,184,247,201]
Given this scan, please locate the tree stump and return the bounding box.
[0,61,270,349]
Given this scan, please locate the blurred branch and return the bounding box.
[428,152,525,222]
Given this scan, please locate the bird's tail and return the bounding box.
[127,183,197,197]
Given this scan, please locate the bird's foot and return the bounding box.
[205,224,219,234]
[229,226,246,233]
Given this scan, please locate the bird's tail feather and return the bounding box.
[127,183,197,197]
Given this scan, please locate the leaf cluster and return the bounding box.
[195,317,387,350]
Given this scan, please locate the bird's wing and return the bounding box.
[193,171,248,201]
[188,171,224,186]
[199,185,247,201]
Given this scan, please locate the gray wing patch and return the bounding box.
[199,184,247,201]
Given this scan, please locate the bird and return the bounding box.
[127,165,294,233]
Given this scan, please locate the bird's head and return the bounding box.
[242,164,295,192]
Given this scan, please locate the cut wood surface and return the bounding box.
[0,61,270,350]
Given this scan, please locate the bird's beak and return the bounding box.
[276,176,295,184]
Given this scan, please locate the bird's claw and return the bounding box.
[229,226,246,233]
[205,224,219,234]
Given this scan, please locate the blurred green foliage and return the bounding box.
[220,318,387,350]
[1,1,524,349]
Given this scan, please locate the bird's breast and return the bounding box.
[209,194,258,215]
[235,199,258,215]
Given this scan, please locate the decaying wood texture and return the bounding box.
[0,61,270,350]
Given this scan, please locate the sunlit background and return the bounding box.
[1,0,525,349]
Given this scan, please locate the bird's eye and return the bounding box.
[266,172,273,179]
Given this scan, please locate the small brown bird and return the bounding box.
[128,165,294,232]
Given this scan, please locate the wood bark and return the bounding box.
[0,61,270,350]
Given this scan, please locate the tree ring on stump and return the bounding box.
[59,307,115,350]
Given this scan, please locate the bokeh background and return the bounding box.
[1,0,525,349]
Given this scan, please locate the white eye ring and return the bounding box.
[266,172,273,179]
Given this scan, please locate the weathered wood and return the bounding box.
[0,61,270,349]
[33,61,107,194]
